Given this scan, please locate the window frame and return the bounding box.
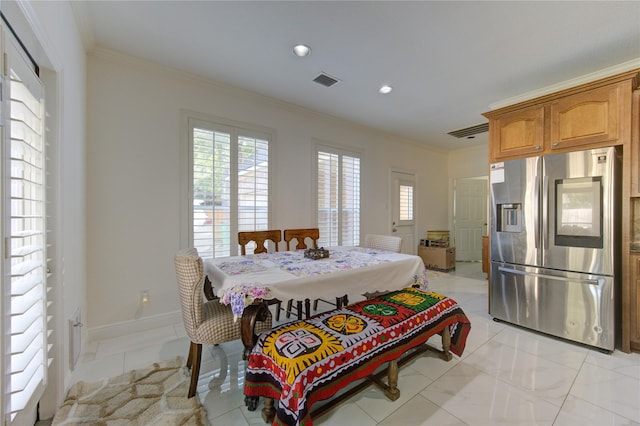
[182,111,275,257]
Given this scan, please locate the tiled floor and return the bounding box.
[71,262,640,425]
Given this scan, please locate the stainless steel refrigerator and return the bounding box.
[489,146,621,351]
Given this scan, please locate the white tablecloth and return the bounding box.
[203,246,428,302]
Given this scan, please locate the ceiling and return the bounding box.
[71,1,640,151]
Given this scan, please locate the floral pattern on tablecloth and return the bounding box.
[284,252,390,277]
[261,248,392,277]
[216,256,268,275]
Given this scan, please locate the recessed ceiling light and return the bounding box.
[293,44,311,57]
[379,85,393,94]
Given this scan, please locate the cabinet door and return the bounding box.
[549,84,620,150]
[632,90,640,196]
[490,105,545,161]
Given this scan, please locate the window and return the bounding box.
[399,184,414,221]
[188,117,271,257]
[316,146,361,247]
[2,29,48,423]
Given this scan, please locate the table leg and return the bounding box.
[241,301,270,360]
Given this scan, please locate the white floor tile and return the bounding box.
[315,401,377,426]
[554,395,640,426]
[461,339,580,406]
[95,325,178,358]
[377,394,466,426]
[352,366,433,422]
[420,362,560,425]
[71,352,125,384]
[489,326,589,370]
[69,262,640,426]
[209,407,250,426]
[569,362,640,422]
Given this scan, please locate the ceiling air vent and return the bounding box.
[447,122,489,139]
[313,73,340,88]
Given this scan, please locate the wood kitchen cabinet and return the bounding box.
[549,84,621,151]
[631,90,640,197]
[486,80,631,163]
[629,254,640,352]
[489,105,544,160]
[481,236,489,279]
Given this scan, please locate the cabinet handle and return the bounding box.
[552,142,559,147]
[535,145,541,151]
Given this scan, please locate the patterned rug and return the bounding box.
[52,357,208,425]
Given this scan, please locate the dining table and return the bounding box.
[203,245,429,356]
[204,246,428,304]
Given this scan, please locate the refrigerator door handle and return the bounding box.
[542,175,549,250]
[534,176,540,249]
[497,266,599,286]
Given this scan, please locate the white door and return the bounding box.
[454,177,488,261]
[391,171,415,254]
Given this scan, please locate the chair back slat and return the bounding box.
[238,230,282,255]
[284,228,319,250]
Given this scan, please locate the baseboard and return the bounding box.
[87,311,182,342]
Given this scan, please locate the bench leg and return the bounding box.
[441,325,453,361]
[384,360,400,401]
[261,397,276,423]
[245,395,259,411]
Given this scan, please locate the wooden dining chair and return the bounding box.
[174,248,272,397]
[283,228,319,251]
[238,230,284,321]
[283,228,345,318]
[238,230,282,255]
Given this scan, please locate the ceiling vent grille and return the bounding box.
[447,122,489,138]
[313,73,340,87]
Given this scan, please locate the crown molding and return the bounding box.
[489,58,640,110]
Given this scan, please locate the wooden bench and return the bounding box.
[242,287,471,425]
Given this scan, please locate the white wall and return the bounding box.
[86,48,454,330]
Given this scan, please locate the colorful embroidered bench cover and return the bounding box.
[244,287,471,426]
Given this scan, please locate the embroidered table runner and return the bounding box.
[244,288,471,426]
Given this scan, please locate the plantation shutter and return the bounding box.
[190,118,270,257]
[237,135,269,233]
[3,31,48,423]
[316,147,360,247]
[192,126,232,258]
[399,184,414,221]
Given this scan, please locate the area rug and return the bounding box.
[52,357,209,425]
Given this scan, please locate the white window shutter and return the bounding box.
[190,119,271,257]
[4,32,47,423]
[316,147,360,247]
